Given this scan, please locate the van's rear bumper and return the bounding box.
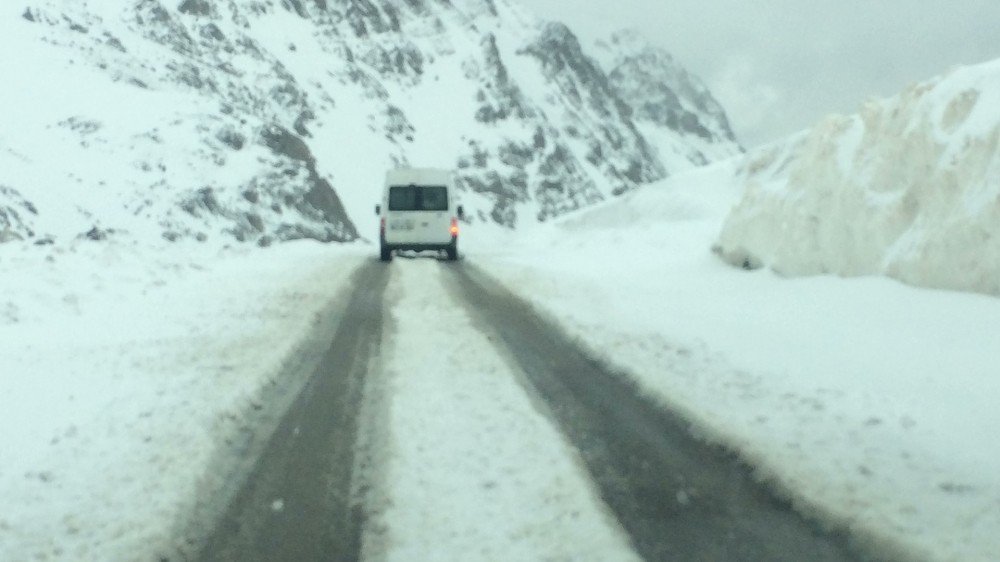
[382,236,456,252]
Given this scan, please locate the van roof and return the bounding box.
[385,168,453,186]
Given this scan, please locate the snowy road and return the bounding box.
[196,257,861,561]
[199,262,388,561]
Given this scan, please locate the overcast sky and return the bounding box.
[525,0,1000,148]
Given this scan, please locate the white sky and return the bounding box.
[524,0,1000,148]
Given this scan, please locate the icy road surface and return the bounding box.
[198,257,860,561]
[358,259,640,562]
[5,158,999,561]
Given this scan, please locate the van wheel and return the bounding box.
[446,242,458,261]
[380,245,392,262]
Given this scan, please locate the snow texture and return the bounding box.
[4,128,1000,561]
[467,160,1000,562]
[0,0,739,246]
[0,239,368,560]
[716,58,1000,296]
[3,3,999,561]
[358,260,639,562]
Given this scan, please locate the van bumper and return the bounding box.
[382,236,457,252]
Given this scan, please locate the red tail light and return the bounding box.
[380,217,386,236]
[450,218,459,236]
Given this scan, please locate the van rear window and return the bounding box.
[388,185,448,211]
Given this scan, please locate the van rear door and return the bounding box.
[385,184,452,245]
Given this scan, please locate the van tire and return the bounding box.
[380,245,392,262]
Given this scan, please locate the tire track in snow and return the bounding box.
[358,257,640,562]
[446,262,863,562]
[198,260,388,562]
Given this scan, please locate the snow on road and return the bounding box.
[0,240,367,560]
[3,159,999,561]
[465,161,1000,561]
[359,259,639,562]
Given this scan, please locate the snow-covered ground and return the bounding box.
[0,239,368,559]
[3,54,999,562]
[4,163,1000,561]
[466,160,1000,561]
[4,160,1000,561]
[3,1,995,560]
[358,261,639,561]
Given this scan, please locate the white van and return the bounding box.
[375,168,464,261]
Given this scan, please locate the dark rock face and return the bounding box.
[4,0,741,244]
[339,0,396,37]
[165,126,356,244]
[454,22,667,225]
[518,24,667,192]
[0,187,38,240]
[597,30,743,158]
[475,34,531,123]
[136,0,200,56]
[177,0,213,17]
[261,126,358,241]
[82,226,117,241]
[522,24,622,119]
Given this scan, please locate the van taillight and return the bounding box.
[450,218,459,236]
[380,217,386,236]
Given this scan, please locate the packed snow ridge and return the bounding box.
[0,0,739,246]
[716,58,1000,296]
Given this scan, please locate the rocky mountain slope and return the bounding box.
[594,30,739,169]
[715,57,1000,296]
[0,0,740,245]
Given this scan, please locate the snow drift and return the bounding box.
[715,58,1000,296]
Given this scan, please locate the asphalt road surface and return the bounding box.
[198,262,388,562]
[196,258,867,561]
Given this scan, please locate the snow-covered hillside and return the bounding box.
[715,58,1000,296]
[0,0,739,246]
[593,29,740,170]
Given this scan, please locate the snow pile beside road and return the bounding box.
[0,240,365,560]
[715,58,1000,296]
[467,161,1000,561]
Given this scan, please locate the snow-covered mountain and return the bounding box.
[594,30,739,169]
[715,58,1000,296]
[0,0,740,245]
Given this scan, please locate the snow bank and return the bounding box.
[716,58,1000,296]
[467,161,1000,561]
[0,239,366,560]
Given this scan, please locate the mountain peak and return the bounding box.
[594,29,742,164]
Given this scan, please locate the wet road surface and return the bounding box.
[196,258,868,561]
[198,262,388,562]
